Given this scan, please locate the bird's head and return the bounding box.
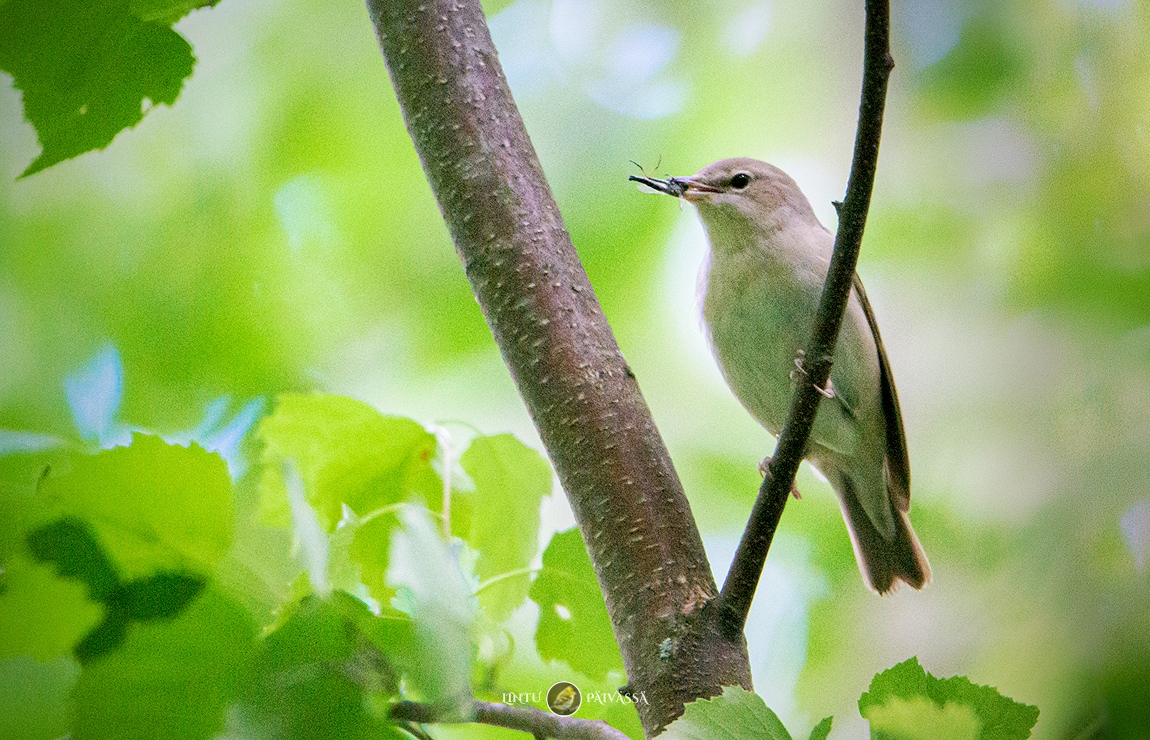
[632,158,823,247]
[675,158,818,226]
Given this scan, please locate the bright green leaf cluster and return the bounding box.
[255,393,561,624]
[0,413,573,738]
[0,403,1042,740]
[249,393,635,717]
[253,393,619,710]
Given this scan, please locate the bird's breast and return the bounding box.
[701,249,822,435]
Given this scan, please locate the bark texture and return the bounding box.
[366,1,751,733]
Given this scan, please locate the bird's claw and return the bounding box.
[758,456,802,499]
[789,351,805,382]
[790,350,835,399]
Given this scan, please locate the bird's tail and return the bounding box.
[837,476,931,594]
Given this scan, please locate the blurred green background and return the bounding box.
[1,0,1148,737]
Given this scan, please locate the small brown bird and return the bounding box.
[634,158,930,593]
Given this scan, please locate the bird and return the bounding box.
[549,683,579,714]
[632,158,929,593]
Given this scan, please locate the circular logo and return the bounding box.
[546,681,582,716]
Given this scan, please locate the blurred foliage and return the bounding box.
[2,0,1149,737]
[71,585,254,740]
[459,433,550,621]
[0,423,638,738]
[256,393,439,529]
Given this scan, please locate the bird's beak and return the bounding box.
[629,175,720,202]
[672,176,720,202]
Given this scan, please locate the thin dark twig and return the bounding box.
[389,700,631,740]
[716,0,895,638]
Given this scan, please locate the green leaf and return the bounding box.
[0,0,203,177]
[529,528,624,682]
[660,686,793,740]
[0,446,72,564]
[33,434,233,580]
[250,596,385,739]
[0,556,104,662]
[242,591,419,739]
[21,513,209,663]
[257,393,438,531]
[346,509,403,602]
[388,507,475,720]
[71,586,256,740]
[858,657,1039,740]
[25,517,120,603]
[808,716,834,740]
[459,433,550,621]
[0,656,79,740]
[129,0,218,24]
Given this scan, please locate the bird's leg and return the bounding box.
[789,349,835,399]
[758,456,802,499]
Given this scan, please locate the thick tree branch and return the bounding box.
[391,700,631,740]
[365,0,750,733]
[717,0,894,636]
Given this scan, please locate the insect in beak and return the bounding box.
[629,174,686,198]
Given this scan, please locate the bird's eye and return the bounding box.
[730,173,751,190]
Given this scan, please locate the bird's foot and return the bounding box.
[758,456,802,499]
[789,349,835,399]
[789,349,806,381]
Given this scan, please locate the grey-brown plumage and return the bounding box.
[637,158,929,593]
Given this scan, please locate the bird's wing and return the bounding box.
[851,273,911,510]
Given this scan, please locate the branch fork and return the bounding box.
[367,0,893,732]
